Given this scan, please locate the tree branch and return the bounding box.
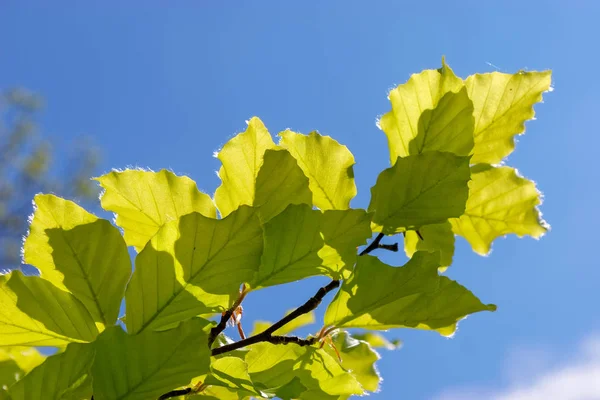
[208,286,248,348]
[359,232,385,256]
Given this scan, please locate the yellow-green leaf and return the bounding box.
[91,319,210,400]
[0,272,98,347]
[351,332,402,350]
[324,253,495,334]
[250,311,316,337]
[23,194,131,329]
[369,152,471,233]
[379,60,464,163]
[0,348,45,388]
[279,130,357,210]
[450,164,548,255]
[467,70,552,164]
[126,206,263,333]
[404,221,455,270]
[204,357,263,397]
[214,117,278,218]
[9,343,94,400]
[96,169,216,251]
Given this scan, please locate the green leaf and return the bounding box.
[279,131,357,210]
[23,194,131,329]
[379,60,464,163]
[326,331,381,392]
[467,70,552,164]
[0,348,45,388]
[91,319,210,400]
[126,206,263,333]
[251,206,370,288]
[324,253,495,334]
[351,332,402,350]
[250,311,316,337]
[204,357,263,397]
[369,152,471,233]
[9,343,94,400]
[409,87,474,156]
[450,164,548,255]
[214,117,278,218]
[96,169,216,251]
[404,221,455,271]
[0,272,98,346]
[246,343,363,397]
[253,149,312,223]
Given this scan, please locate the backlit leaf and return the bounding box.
[250,311,316,337]
[351,332,402,350]
[126,206,263,333]
[23,194,131,329]
[204,357,263,397]
[96,169,216,250]
[324,253,495,334]
[450,164,548,255]
[9,343,94,400]
[0,348,45,389]
[279,130,357,210]
[404,221,455,270]
[379,60,464,163]
[467,70,552,164]
[0,272,98,347]
[369,152,470,233]
[214,117,278,218]
[91,319,210,400]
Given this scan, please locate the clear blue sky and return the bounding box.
[1,2,598,399]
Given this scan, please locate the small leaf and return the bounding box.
[379,60,464,163]
[9,343,94,400]
[279,130,357,210]
[23,194,131,329]
[369,152,471,233]
[325,253,495,334]
[467,70,552,164]
[96,169,216,251]
[126,206,263,333]
[214,117,278,218]
[351,332,402,350]
[0,272,98,347]
[450,164,548,255]
[404,221,455,270]
[250,311,316,337]
[91,319,210,400]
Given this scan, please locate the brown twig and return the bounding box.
[208,285,248,348]
[359,232,385,256]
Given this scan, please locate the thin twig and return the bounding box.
[158,388,192,400]
[359,232,385,256]
[378,242,399,252]
[208,286,248,347]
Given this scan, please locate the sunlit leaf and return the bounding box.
[279,131,357,210]
[404,221,455,270]
[325,253,495,334]
[379,60,464,163]
[126,206,263,333]
[96,169,216,250]
[204,357,263,397]
[369,152,470,233]
[351,332,402,350]
[9,343,93,400]
[450,164,547,255]
[250,311,316,337]
[467,70,552,164]
[91,319,210,400]
[214,117,278,218]
[0,272,98,346]
[23,194,131,329]
[0,347,45,389]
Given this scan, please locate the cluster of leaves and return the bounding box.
[0,61,550,399]
[0,88,100,269]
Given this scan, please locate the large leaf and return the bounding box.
[126,206,263,333]
[324,253,495,334]
[251,205,371,289]
[450,164,547,255]
[252,148,312,222]
[369,151,471,233]
[9,343,94,400]
[467,70,552,164]
[91,319,210,400]
[23,194,131,329]
[204,357,263,398]
[0,272,98,347]
[214,117,278,218]
[409,87,474,156]
[0,348,45,388]
[404,221,455,270]
[279,130,357,210]
[246,343,364,398]
[96,169,216,250]
[379,60,464,163]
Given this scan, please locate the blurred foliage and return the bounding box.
[0,88,100,270]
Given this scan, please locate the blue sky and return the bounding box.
[1,2,599,399]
